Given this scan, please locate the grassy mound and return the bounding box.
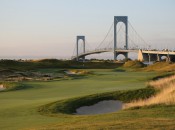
[38,87,156,115]
[124,74,175,109]
[66,70,92,75]
[123,60,145,68]
[143,62,175,72]
[0,82,31,92]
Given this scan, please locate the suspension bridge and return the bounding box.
[71,16,175,62]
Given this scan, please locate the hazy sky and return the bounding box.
[0,0,175,59]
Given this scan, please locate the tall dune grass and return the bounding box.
[149,75,175,89]
[124,75,175,109]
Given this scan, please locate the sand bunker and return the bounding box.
[0,84,6,91]
[65,71,76,75]
[75,100,123,115]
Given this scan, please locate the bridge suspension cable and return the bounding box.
[128,21,151,49]
[72,44,76,57]
[85,40,93,52]
[96,22,114,49]
[96,21,126,50]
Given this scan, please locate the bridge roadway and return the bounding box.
[72,49,175,62]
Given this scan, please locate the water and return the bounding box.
[75,100,123,115]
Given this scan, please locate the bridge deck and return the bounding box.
[72,49,175,60]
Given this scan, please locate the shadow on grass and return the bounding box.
[151,72,175,81]
[113,68,126,72]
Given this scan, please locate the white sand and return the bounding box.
[0,84,6,91]
[75,100,123,115]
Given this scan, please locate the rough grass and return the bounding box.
[143,62,175,72]
[0,82,31,92]
[123,60,145,68]
[66,69,92,75]
[122,61,175,73]
[124,74,175,109]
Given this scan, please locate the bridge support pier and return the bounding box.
[138,50,158,62]
[115,52,128,61]
[167,54,171,62]
[138,49,146,62]
[157,54,161,62]
[114,16,128,61]
[76,36,85,61]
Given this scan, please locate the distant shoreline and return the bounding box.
[0,56,70,60]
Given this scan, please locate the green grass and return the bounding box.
[38,87,156,115]
[0,69,156,130]
[36,105,175,130]
[0,69,174,130]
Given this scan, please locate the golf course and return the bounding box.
[0,60,175,130]
[1,0,174,129]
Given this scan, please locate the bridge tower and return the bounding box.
[76,36,85,61]
[114,16,128,60]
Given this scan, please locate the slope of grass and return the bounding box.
[35,71,175,130]
[38,87,156,115]
[123,60,145,68]
[124,74,175,109]
[0,69,157,130]
[30,105,175,130]
[143,62,175,72]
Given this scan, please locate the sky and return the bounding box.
[0,0,175,59]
